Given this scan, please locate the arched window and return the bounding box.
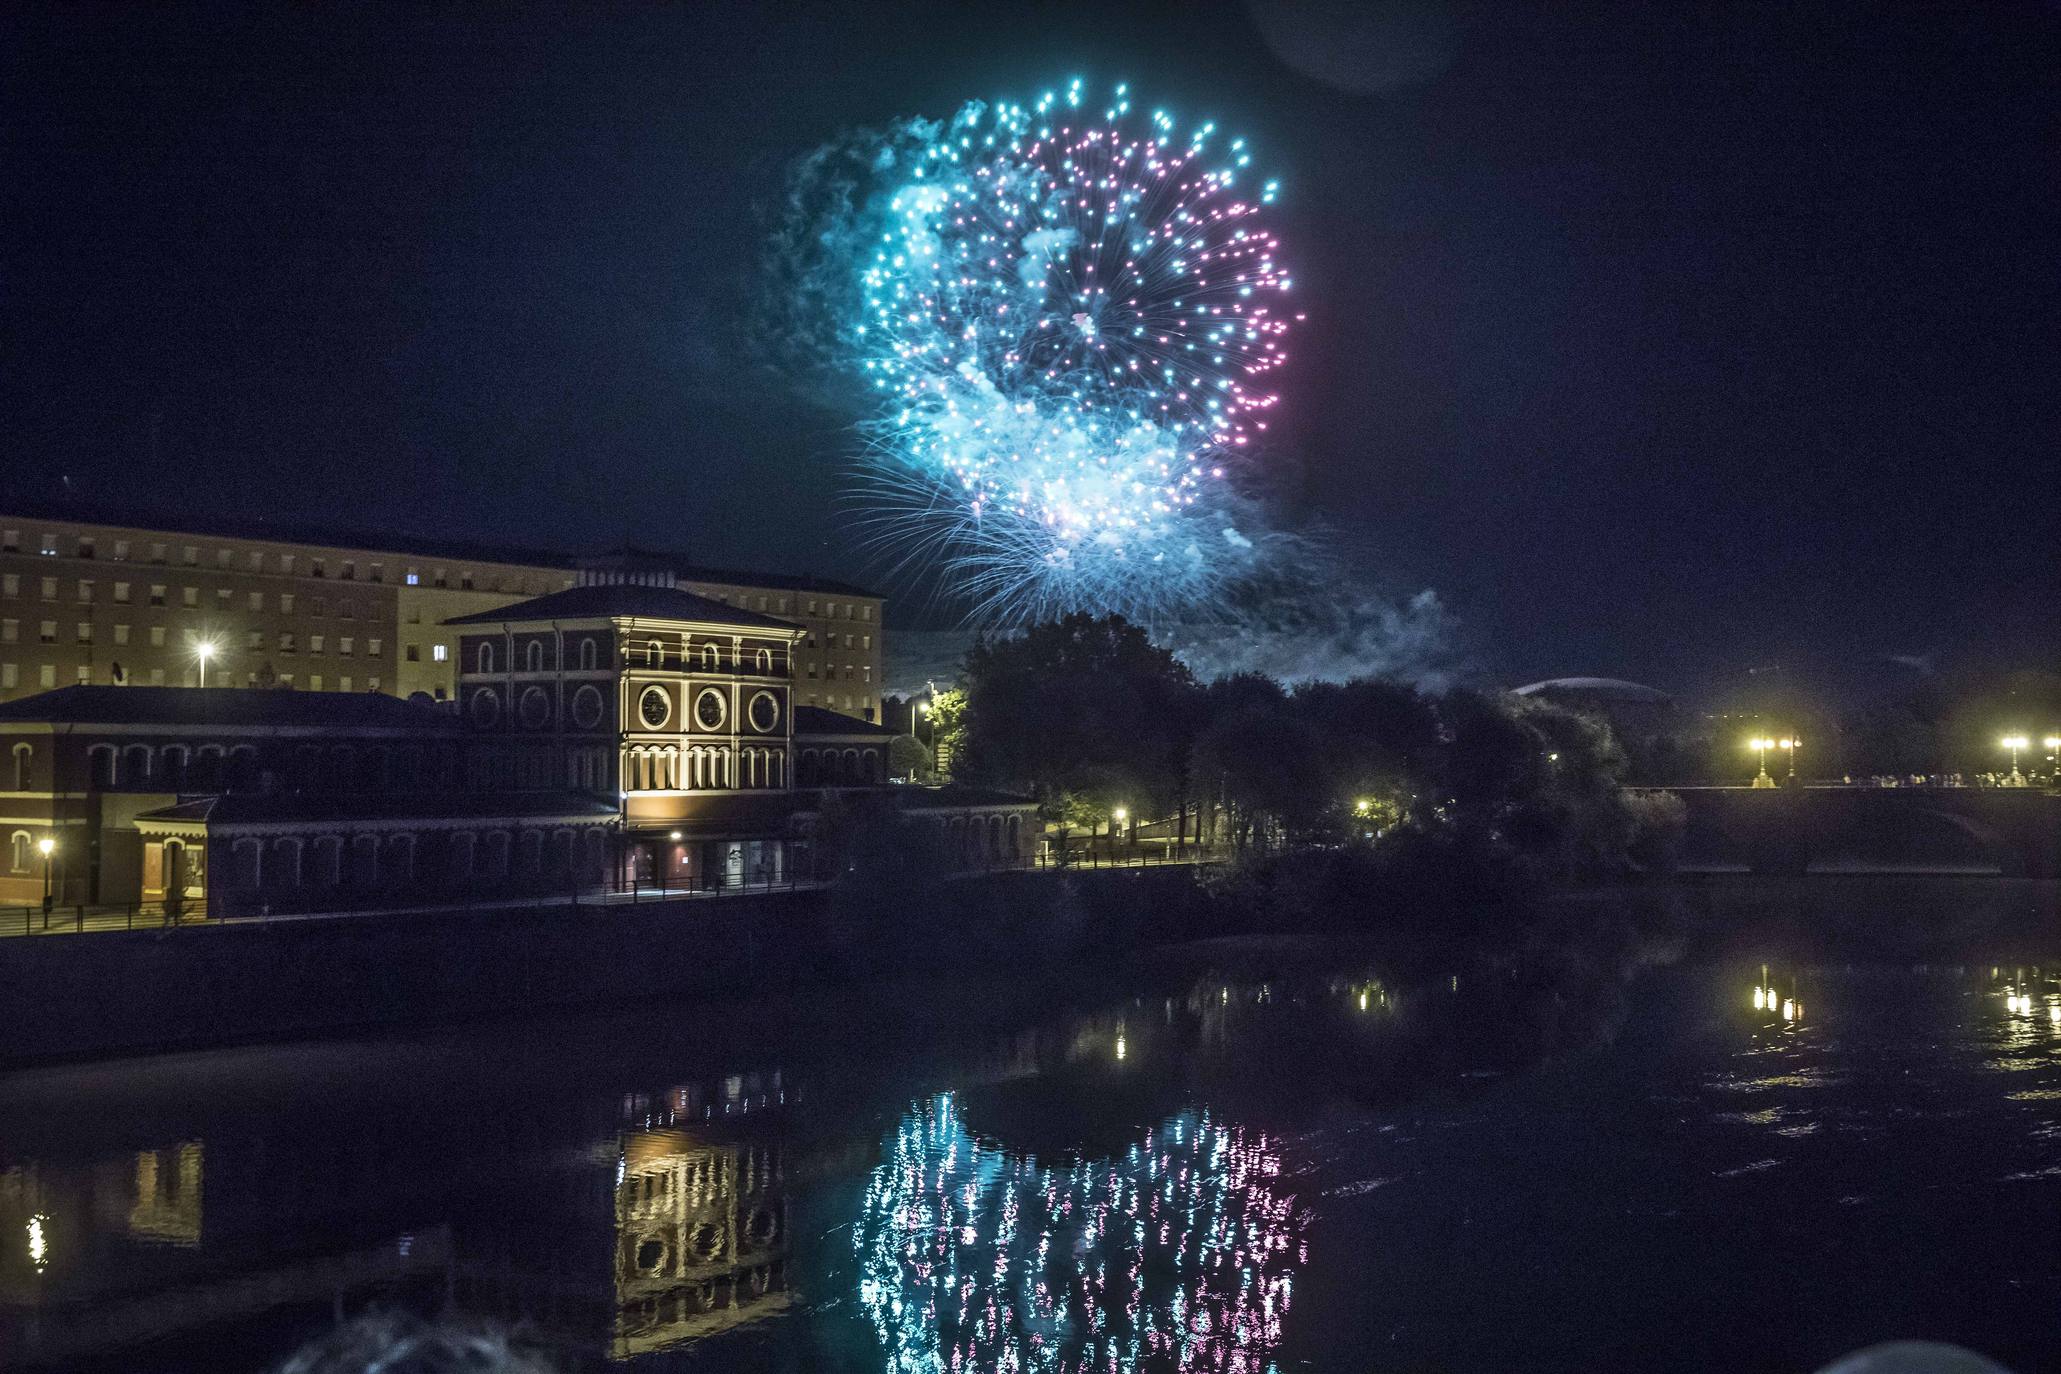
[477,641,495,673]
[269,837,302,888]
[647,639,664,667]
[755,647,773,673]
[526,640,544,672]
[123,744,153,787]
[88,744,117,789]
[703,643,721,671]
[160,745,189,790]
[313,836,344,887]
[862,748,881,783]
[230,837,263,890]
[8,831,29,874]
[385,833,415,884]
[12,743,32,791]
[579,638,598,670]
[484,831,511,877]
[449,831,477,881]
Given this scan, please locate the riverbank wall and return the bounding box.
[0,865,1214,1067]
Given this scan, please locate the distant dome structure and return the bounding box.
[1512,677,1672,705]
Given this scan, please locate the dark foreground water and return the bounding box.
[4,880,2061,1373]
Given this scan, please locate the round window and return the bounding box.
[469,689,500,727]
[518,686,551,729]
[695,688,727,731]
[639,687,671,729]
[747,691,780,733]
[570,684,604,730]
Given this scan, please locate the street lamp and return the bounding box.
[2044,736,2060,782]
[1111,805,1128,861]
[2000,735,2029,787]
[193,639,217,688]
[1778,736,1799,783]
[37,836,55,918]
[1749,737,1776,789]
[916,699,935,778]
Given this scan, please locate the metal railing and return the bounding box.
[1,900,210,938]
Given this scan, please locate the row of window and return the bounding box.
[803,663,872,682]
[683,585,876,622]
[0,621,384,655]
[1,530,561,594]
[0,662,378,692]
[2,572,382,618]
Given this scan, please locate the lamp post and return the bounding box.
[1779,736,1799,784]
[1112,805,1128,862]
[37,836,55,919]
[2000,735,2029,787]
[2045,736,2060,785]
[1749,737,1776,789]
[917,700,935,779]
[194,640,215,688]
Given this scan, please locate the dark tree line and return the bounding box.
[948,613,1682,880]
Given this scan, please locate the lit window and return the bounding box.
[432,644,447,662]
[405,572,419,585]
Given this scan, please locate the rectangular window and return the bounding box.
[74,620,92,643]
[182,546,197,565]
[281,555,295,574]
[216,548,232,567]
[310,634,324,654]
[862,634,872,649]
[39,664,56,688]
[280,633,296,653]
[148,667,164,684]
[309,674,323,691]
[279,592,294,614]
[182,587,198,607]
[339,637,354,655]
[0,530,16,552]
[75,665,90,685]
[149,626,166,647]
[278,673,294,687]
[339,600,353,619]
[40,577,56,600]
[311,559,325,578]
[39,621,56,643]
[806,664,818,679]
[339,675,352,692]
[405,645,420,662]
[248,591,264,612]
[247,630,263,650]
[113,624,129,645]
[405,569,419,585]
[248,550,264,571]
[430,568,445,588]
[406,607,422,624]
[113,540,130,560]
[2,574,15,596]
[77,538,96,559]
[459,572,473,590]
[863,605,873,621]
[367,676,380,692]
[113,581,130,603]
[150,542,166,562]
[76,580,92,603]
[367,637,382,656]
[0,664,14,689]
[340,561,355,580]
[149,584,166,607]
[0,620,13,643]
[40,533,57,556]
[431,643,447,662]
[369,563,383,583]
[216,589,232,608]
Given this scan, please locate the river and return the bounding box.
[2,878,2058,1372]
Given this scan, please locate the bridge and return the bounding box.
[1646,784,2061,878]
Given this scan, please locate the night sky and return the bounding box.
[4,2,2055,690]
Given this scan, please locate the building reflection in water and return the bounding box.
[856,1093,1304,1374]
[610,1073,789,1360]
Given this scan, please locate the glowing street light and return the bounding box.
[1749,737,1777,789]
[2000,735,2029,787]
[36,836,55,917]
[1778,736,1799,781]
[193,638,218,688]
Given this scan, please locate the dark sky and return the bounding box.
[4,1,2055,690]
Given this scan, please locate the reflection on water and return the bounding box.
[857,1096,1301,1374]
[3,887,2061,1371]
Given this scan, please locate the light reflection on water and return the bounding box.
[3,931,2061,1371]
[855,1094,1303,1374]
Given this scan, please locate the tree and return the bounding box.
[957,614,1198,843]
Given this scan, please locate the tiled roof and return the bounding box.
[0,685,454,730]
[443,583,799,631]
[793,705,899,738]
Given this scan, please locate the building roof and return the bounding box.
[1511,677,1673,704]
[0,685,455,730]
[794,705,900,738]
[442,583,800,632]
[137,791,619,827]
